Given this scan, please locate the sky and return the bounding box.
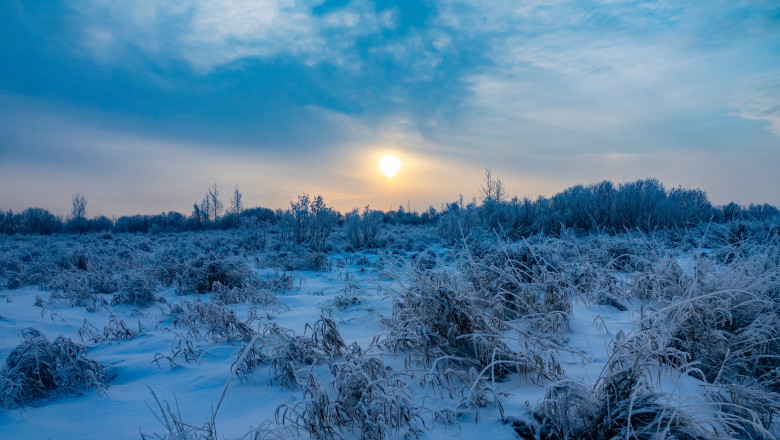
[1,0,779,217]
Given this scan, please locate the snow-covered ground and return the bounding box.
[0,224,778,439]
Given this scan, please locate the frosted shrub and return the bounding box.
[268,248,331,272]
[111,273,156,306]
[276,370,345,440]
[657,247,780,435]
[0,254,24,289]
[264,325,324,389]
[462,240,573,325]
[0,328,109,408]
[307,315,346,357]
[383,267,561,382]
[516,328,708,440]
[175,253,253,294]
[210,279,284,310]
[343,207,383,249]
[169,299,256,343]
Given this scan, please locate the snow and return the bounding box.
[0,226,777,439]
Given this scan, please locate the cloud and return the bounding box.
[69,0,403,72]
[3,0,779,214]
[418,0,780,157]
[735,78,780,137]
[0,96,482,215]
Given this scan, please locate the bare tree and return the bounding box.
[229,186,244,215]
[199,196,211,222]
[480,168,506,203]
[69,193,88,233]
[71,193,87,221]
[206,183,223,223]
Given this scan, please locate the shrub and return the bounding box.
[111,273,156,306]
[176,254,253,294]
[276,370,346,440]
[382,265,562,382]
[656,245,780,435]
[264,325,324,389]
[331,354,421,440]
[0,328,109,408]
[344,206,383,249]
[515,328,709,440]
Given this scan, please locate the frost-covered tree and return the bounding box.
[480,168,505,204]
[194,184,223,225]
[280,194,337,247]
[207,183,223,222]
[229,186,244,215]
[67,193,88,233]
[344,205,383,248]
[19,208,62,235]
[0,209,17,234]
[71,193,87,221]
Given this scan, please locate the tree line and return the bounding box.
[0,175,777,236]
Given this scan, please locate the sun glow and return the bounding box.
[379,154,402,178]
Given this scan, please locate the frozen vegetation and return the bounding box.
[1,181,779,439]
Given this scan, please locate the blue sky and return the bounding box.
[1,0,779,216]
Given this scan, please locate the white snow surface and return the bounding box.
[0,232,736,439]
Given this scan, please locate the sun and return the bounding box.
[379,154,402,178]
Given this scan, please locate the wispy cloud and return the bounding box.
[735,77,780,137]
[69,0,404,72]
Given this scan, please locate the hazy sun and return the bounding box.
[379,154,402,178]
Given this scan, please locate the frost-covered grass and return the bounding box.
[0,221,778,439]
[0,328,109,409]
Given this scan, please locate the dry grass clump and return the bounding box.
[111,273,156,306]
[169,299,256,343]
[231,317,345,388]
[276,354,421,440]
[78,314,143,344]
[174,253,254,294]
[265,316,346,388]
[140,387,219,440]
[0,328,109,408]
[142,387,294,440]
[307,315,347,357]
[654,245,780,436]
[381,236,575,390]
[330,354,421,440]
[266,327,324,389]
[276,370,346,440]
[209,279,285,311]
[462,240,573,327]
[265,248,332,272]
[46,270,98,308]
[515,328,711,440]
[383,266,562,383]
